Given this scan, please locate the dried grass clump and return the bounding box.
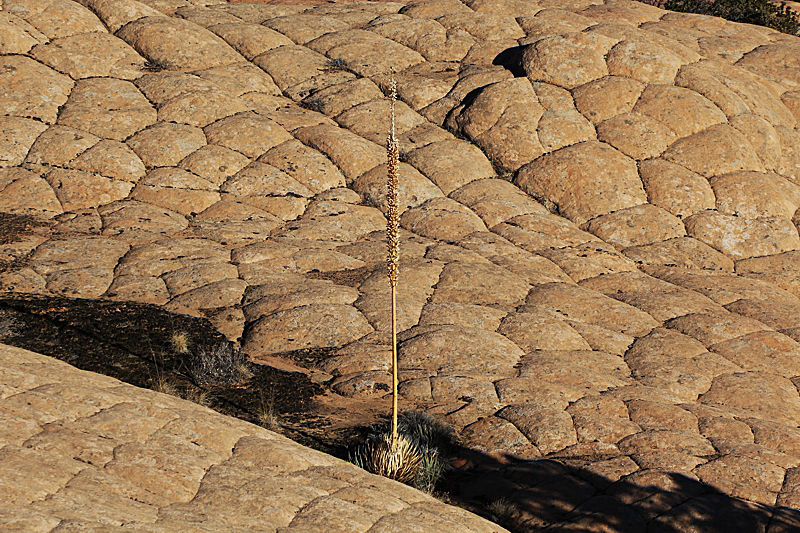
[255,390,281,431]
[488,498,522,530]
[170,331,191,354]
[152,374,180,397]
[185,342,250,386]
[183,387,211,407]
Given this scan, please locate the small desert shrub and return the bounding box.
[664,0,800,34]
[323,58,348,72]
[488,498,522,530]
[141,59,170,72]
[184,342,250,386]
[299,97,326,113]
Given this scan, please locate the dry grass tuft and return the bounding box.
[235,362,254,381]
[152,374,180,397]
[183,387,211,407]
[185,342,250,386]
[255,391,281,431]
[170,331,191,354]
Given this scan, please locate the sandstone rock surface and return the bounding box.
[4,0,800,531]
[0,343,507,533]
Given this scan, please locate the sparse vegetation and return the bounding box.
[141,58,170,72]
[664,0,800,34]
[184,342,250,387]
[150,349,181,397]
[236,362,254,382]
[350,411,457,493]
[488,498,523,530]
[489,157,514,182]
[255,389,281,431]
[524,185,560,215]
[170,331,191,354]
[299,97,326,113]
[183,386,211,407]
[323,58,348,72]
[151,343,212,405]
[152,373,181,397]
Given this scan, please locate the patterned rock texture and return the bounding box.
[2,0,800,530]
[0,343,505,533]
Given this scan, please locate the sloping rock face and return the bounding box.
[3,0,800,531]
[0,343,504,533]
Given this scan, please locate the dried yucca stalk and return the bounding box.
[352,73,433,487]
[386,71,401,446]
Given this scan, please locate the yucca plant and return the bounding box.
[349,74,459,493]
[350,432,422,484]
[350,411,456,492]
[350,71,427,484]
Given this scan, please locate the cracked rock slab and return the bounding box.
[116,16,243,71]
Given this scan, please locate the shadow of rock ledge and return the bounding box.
[443,448,800,532]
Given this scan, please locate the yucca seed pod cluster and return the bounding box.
[386,76,400,290]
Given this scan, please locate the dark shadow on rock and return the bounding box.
[0,293,325,447]
[439,447,800,533]
[493,45,528,78]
